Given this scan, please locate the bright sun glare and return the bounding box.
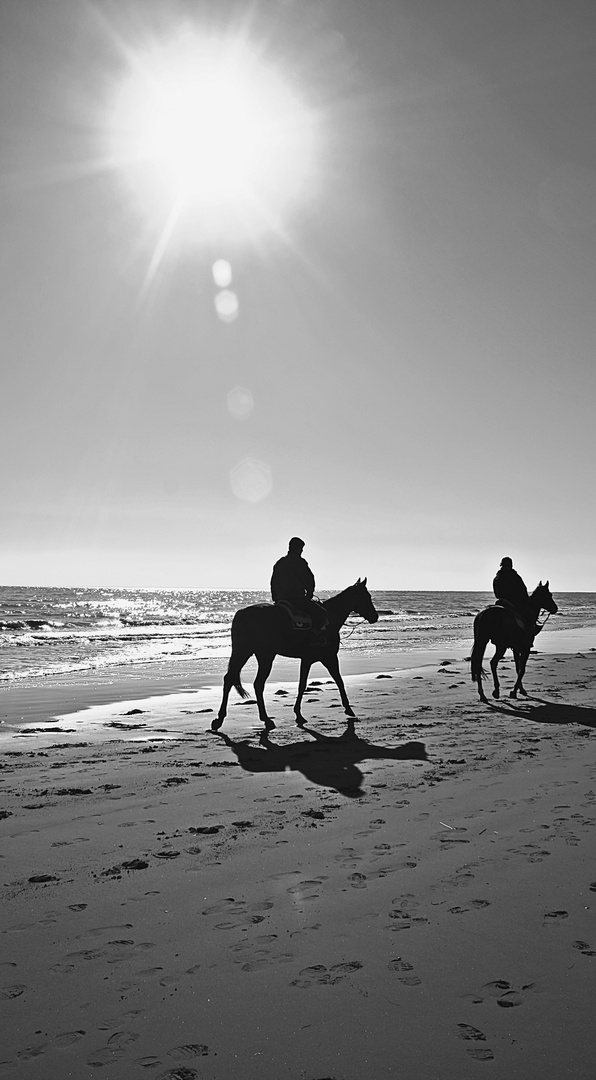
[108,32,317,247]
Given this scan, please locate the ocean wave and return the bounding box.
[2,587,595,684]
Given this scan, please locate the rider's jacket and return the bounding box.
[271,554,316,603]
[493,567,529,611]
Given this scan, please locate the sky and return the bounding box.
[1,0,595,591]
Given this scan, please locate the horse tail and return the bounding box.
[470,616,488,684]
[233,675,249,699]
[225,655,249,699]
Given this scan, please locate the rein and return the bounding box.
[341,616,366,640]
[318,590,369,639]
[538,609,552,630]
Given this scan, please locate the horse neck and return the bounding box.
[528,588,546,617]
[323,587,357,630]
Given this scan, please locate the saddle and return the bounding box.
[275,600,313,631]
[274,601,328,645]
[495,598,525,626]
[495,599,540,636]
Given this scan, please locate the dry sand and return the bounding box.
[1,648,595,1079]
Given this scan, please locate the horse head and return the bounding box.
[351,577,379,624]
[534,580,558,615]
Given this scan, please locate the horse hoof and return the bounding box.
[345,708,356,718]
[264,719,276,731]
[295,717,305,728]
[492,690,500,699]
[211,717,224,732]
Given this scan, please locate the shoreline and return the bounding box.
[1,624,594,740]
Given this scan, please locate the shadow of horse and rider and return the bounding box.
[219,719,428,797]
[481,697,596,729]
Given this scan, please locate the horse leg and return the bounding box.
[511,647,529,698]
[322,652,355,718]
[254,654,276,728]
[294,657,312,727]
[470,627,489,702]
[490,644,507,699]
[213,646,251,731]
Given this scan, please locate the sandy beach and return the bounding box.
[1,644,595,1079]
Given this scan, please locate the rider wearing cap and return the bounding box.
[271,538,327,633]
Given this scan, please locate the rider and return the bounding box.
[270,538,327,635]
[492,557,533,632]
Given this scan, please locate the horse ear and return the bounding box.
[362,576,367,587]
[355,577,361,585]
[545,580,549,588]
[538,580,542,587]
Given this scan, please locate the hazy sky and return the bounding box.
[2,0,595,590]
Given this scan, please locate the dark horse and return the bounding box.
[214,578,379,731]
[471,582,558,703]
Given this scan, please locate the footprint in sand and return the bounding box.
[156,1070,199,1080]
[456,1023,495,1060]
[53,1031,86,1047]
[51,940,156,974]
[287,880,324,901]
[96,1009,144,1033]
[106,1030,141,1047]
[387,958,422,986]
[543,910,569,924]
[572,940,596,957]
[86,1046,127,1067]
[1,984,26,998]
[290,961,363,988]
[240,952,295,972]
[16,1043,50,1061]
[202,899,247,916]
[167,1044,209,1061]
[462,979,535,1008]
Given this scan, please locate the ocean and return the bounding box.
[2,586,595,687]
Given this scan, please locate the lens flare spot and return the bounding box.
[215,289,239,322]
[213,259,233,287]
[230,458,272,502]
[227,386,254,418]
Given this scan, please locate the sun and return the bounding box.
[107,31,318,246]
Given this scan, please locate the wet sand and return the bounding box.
[1,646,595,1078]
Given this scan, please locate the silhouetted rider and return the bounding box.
[271,537,327,632]
[493,557,532,631]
